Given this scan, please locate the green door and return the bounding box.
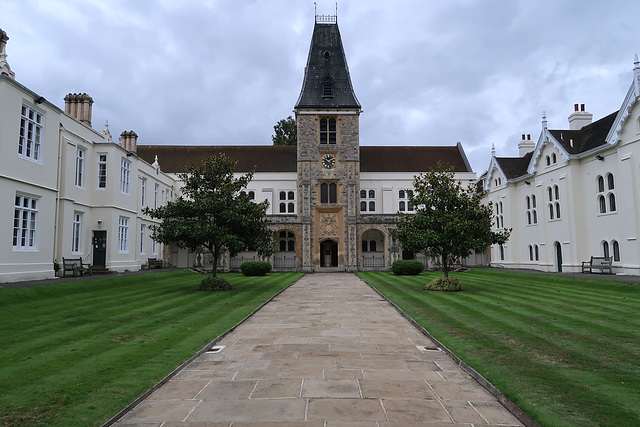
[93,231,107,267]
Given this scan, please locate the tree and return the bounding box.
[144,154,274,277]
[393,163,510,278]
[272,115,297,145]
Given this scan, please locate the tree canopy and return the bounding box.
[393,163,510,277]
[144,154,274,277]
[272,115,297,146]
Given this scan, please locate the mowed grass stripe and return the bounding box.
[0,271,302,427]
[358,270,640,427]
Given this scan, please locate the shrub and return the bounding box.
[392,259,424,275]
[199,276,233,291]
[424,277,462,292]
[240,261,272,276]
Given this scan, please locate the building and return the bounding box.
[0,29,175,282]
[137,15,478,272]
[480,56,640,275]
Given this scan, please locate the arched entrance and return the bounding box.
[361,229,385,268]
[554,241,563,272]
[320,239,338,267]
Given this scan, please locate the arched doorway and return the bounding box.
[554,241,563,272]
[275,230,297,269]
[320,239,338,267]
[361,229,385,268]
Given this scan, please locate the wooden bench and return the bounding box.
[148,258,163,269]
[581,256,612,274]
[62,257,92,277]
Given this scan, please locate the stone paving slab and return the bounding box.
[114,273,523,426]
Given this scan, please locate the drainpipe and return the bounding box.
[53,123,64,267]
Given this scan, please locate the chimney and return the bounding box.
[119,130,138,153]
[518,133,535,156]
[568,103,592,130]
[64,93,94,126]
[0,28,16,79]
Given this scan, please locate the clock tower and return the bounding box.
[294,15,361,272]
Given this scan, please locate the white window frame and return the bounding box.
[120,158,131,194]
[13,194,39,250]
[18,105,43,162]
[97,154,107,189]
[140,224,145,254]
[152,239,157,255]
[154,184,158,208]
[75,147,85,187]
[72,212,82,252]
[141,178,146,207]
[118,217,129,253]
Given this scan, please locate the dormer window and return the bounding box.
[322,76,334,98]
[323,50,331,59]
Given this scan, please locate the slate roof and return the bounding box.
[548,111,618,154]
[136,145,472,174]
[495,151,534,179]
[294,22,361,109]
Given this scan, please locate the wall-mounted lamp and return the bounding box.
[34,95,46,104]
[524,181,531,185]
[126,152,134,157]
[97,219,103,229]
[595,155,605,161]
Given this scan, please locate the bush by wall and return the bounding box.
[199,276,233,291]
[240,261,272,276]
[424,276,462,292]
[391,259,424,275]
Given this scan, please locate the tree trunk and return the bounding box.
[211,246,219,278]
[442,252,450,277]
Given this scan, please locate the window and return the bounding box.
[534,245,539,261]
[596,174,616,214]
[526,194,538,225]
[603,241,610,259]
[118,217,129,253]
[609,194,616,212]
[399,201,405,211]
[369,190,375,198]
[599,195,606,213]
[607,173,615,190]
[322,76,334,97]
[18,105,43,161]
[280,203,286,213]
[140,224,145,254]
[141,178,146,206]
[329,183,337,203]
[248,191,255,200]
[75,148,85,187]
[529,245,533,261]
[154,184,158,209]
[398,189,414,212]
[548,186,560,220]
[288,202,294,213]
[164,190,168,205]
[360,201,367,212]
[120,159,131,194]
[369,240,377,251]
[552,153,557,164]
[399,190,405,199]
[613,240,620,262]
[72,212,82,252]
[97,154,107,189]
[362,240,368,252]
[280,191,286,200]
[320,118,336,144]
[13,194,38,250]
[288,191,295,200]
[369,201,375,211]
[321,183,337,203]
[278,231,295,252]
[597,176,605,193]
[500,245,505,260]
[360,190,366,198]
[152,239,157,255]
[546,156,550,166]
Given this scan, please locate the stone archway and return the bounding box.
[320,239,338,267]
[361,229,385,268]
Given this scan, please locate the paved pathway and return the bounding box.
[114,273,523,426]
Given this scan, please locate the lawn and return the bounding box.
[358,269,640,427]
[0,270,302,427]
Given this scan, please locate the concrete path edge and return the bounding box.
[360,275,543,427]
[100,274,304,427]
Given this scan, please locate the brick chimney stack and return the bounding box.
[119,131,138,153]
[64,93,94,126]
[568,103,593,130]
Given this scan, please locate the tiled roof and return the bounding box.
[294,22,361,110]
[548,111,618,154]
[136,144,473,174]
[495,152,533,179]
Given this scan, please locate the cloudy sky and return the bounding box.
[3,0,639,173]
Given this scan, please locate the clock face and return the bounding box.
[321,154,336,169]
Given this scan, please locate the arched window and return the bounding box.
[526,196,530,210]
[288,191,295,200]
[500,245,505,260]
[369,190,375,198]
[527,211,532,225]
[279,191,286,200]
[369,240,377,251]
[248,191,255,200]
[399,190,405,198]
[603,241,610,258]
[362,240,368,252]
[534,245,539,261]
[288,202,294,213]
[607,173,615,190]
[546,156,550,166]
[360,201,367,211]
[555,202,561,219]
[597,176,605,193]
[321,183,328,203]
[549,204,554,219]
[532,195,536,208]
[288,240,295,251]
[548,187,553,201]
[609,194,616,212]
[279,202,286,213]
[360,190,366,198]
[554,185,559,200]
[612,240,620,261]
[407,200,413,211]
[529,245,533,261]
[598,195,606,213]
[399,201,406,211]
[279,240,287,251]
[369,201,375,211]
[329,183,337,203]
[552,153,557,163]
[533,210,538,224]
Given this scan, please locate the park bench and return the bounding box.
[62,257,92,277]
[148,258,163,269]
[581,256,612,274]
